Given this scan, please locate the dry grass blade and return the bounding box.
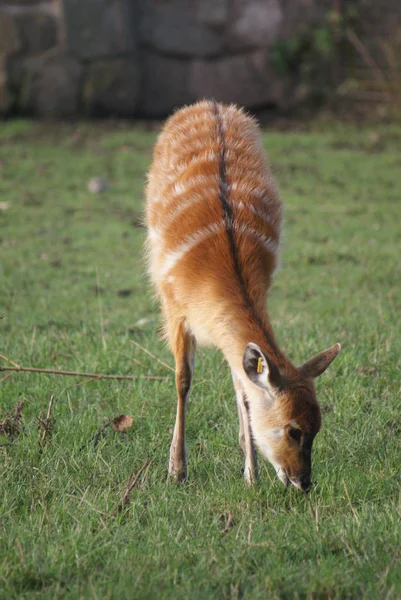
[66,493,113,519]
[343,480,360,526]
[220,512,235,535]
[358,366,377,375]
[130,340,175,373]
[96,267,107,351]
[380,543,401,584]
[38,394,55,445]
[116,458,151,514]
[0,371,16,384]
[307,497,319,532]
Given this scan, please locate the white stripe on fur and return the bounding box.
[234,223,279,255]
[160,221,224,279]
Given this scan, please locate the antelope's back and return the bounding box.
[145,100,282,312]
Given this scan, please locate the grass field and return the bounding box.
[1,118,400,600]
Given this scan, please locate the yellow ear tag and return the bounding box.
[257,356,263,374]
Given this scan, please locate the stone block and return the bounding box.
[0,1,43,4]
[0,55,11,113]
[198,0,229,29]
[279,0,324,40]
[0,11,21,55]
[16,13,58,54]
[227,0,283,51]
[139,52,194,117]
[140,1,223,58]
[190,50,287,108]
[19,50,82,116]
[82,58,141,116]
[61,0,136,59]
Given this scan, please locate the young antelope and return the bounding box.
[145,100,340,492]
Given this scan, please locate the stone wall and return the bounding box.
[0,0,330,117]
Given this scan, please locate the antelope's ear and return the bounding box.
[243,343,281,389]
[299,343,341,379]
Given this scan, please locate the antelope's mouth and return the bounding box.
[289,477,304,491]
[277,469,311,492]
[276,468,290,487]
[289,476,312,493]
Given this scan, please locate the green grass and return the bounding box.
[0,119,400,600]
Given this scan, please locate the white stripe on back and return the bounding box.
[153,187,218,232]
[152,191,276,238]
[160,221,224,279]
[150,173,218,207]
[234,223,279,255]
[236,200,273,227]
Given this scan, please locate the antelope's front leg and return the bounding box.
[169,322,196,482]
[232,371,258,485]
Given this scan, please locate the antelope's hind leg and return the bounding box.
[169,319,196,482]
[232,371,258,485]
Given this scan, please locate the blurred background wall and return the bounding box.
[0,0,399,118]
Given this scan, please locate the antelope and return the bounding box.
[145,100,340,492]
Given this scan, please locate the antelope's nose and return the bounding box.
[291,474,311,492]
[299,474,311,492]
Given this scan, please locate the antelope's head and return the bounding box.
[242,342,341,492]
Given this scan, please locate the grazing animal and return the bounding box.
[145,100,340,492]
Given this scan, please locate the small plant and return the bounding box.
[0,399,24,440]
[270,4,363,105]
[342,24,401,118]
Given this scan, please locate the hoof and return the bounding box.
[168,463,187,482]
[243,466,257,486]
[169,441,187,482]
[168,452,187,482]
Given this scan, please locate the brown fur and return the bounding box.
[145,100,339,488]
[146,101,284,364]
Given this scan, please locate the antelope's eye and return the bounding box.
[289,427,302,443]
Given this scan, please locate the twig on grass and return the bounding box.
[0,354,170,382]
[116,457,151,514]
[80,414,134,451]
[0,353,20,369]
[79,418,113,451]
[93,420,113,448]
[0,364,168,381]
[130,340,175,373]
[66,459,151,522]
